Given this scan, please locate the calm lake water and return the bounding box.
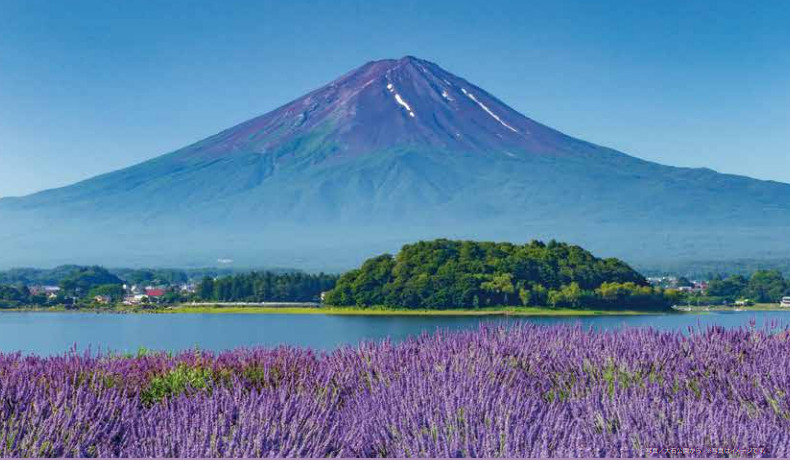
[1,311,789,356]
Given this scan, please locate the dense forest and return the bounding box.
[195,272,338,303]
[58,266,124,296]
[0,265,86,286]
[325,239,678,310]
[700,270,790,304]
[0,285,40,308]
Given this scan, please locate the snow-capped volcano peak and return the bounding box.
[182,56,573,162]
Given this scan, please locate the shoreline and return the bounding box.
[3,304,672,317]
[10,303,789,316]
[672,303,786,312]
[165,305,665,316]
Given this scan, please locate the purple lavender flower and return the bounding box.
[1,324,788,457]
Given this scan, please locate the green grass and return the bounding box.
[15,303,785,316]
[163,304,661,316]
[3,302,671,316]
[1,304,161,313]
[140,364,214,406]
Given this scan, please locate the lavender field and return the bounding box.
[1,323,789,457]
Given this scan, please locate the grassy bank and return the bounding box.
[164,304,663,316]
[1,304,161,314]
[10,303,785,316]
[2,303,671,316]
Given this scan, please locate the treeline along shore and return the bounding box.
[3,238,789,313]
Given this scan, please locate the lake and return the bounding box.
[1,310,789,356]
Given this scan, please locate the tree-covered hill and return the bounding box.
[325,239,678,310]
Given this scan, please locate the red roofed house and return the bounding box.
[145,288,166,298]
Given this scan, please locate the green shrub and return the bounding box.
[140,364,214,405]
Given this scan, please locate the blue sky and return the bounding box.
[0,0,788,197]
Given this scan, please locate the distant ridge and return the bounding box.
[1,56,789,269]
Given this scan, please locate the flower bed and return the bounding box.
[1,324,788,457]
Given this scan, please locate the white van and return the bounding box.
[781,297,790,307]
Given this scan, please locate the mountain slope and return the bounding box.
[1,56,789,269]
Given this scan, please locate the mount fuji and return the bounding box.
[1,56,789,269]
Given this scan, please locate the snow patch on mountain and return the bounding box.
[461,88,518,133]
[393,92,416,118]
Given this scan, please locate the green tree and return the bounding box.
[745,270,788,303]
[531,284,549,306]
[480,273,515,305]
[548,282,582,308]
[706,275,748,300]
[0,284,30,308]
[59,266,123,297]
[198,276,215,300]
[518,287,532,306]
[196,272,338,303]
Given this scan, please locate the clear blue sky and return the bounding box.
[1,0,788,197]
